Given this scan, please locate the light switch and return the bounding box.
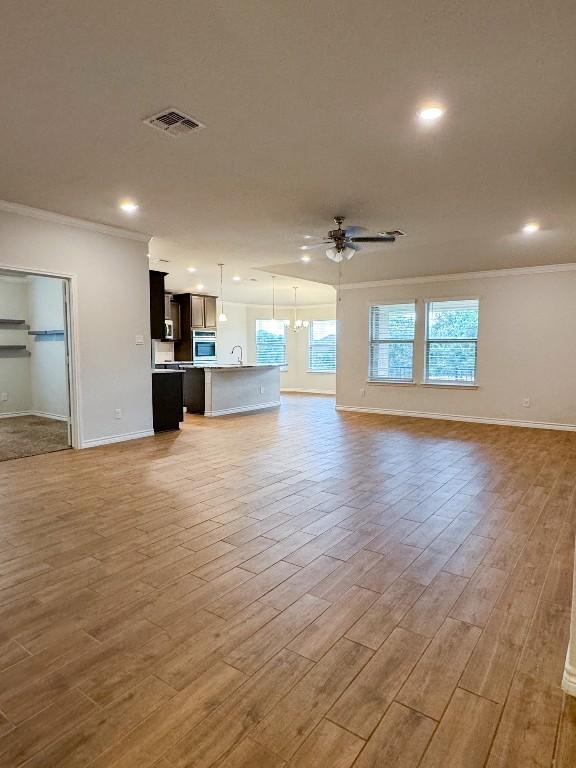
[135,334,145,345]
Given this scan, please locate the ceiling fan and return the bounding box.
[299,216,406,263]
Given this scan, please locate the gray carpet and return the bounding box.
[0,415,69,461]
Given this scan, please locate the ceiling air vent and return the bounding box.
[143,108,205,137]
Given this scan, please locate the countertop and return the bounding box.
[155,364,280,371]
[196,364,280,370]
[151,368,184,374]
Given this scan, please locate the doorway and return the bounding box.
[0,270,73,460]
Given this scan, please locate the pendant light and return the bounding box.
[287,286,309,332]
[217,263,227,322]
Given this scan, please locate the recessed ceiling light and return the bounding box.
[301,255,311,263]
[418,106,445,122]
[119,200,139,214]
[232,275,241,281]
[196,283,204,290]
[303,235,315,239]
[187,266,197,273]
[522,222,540,234]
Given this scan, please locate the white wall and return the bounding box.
[0,277,31,415]
[0,206,152,446]
[28,276,68,419]
[246,304,336,393]
[217,303,248,365]
[337,269,576,428]
[286,305,336,394]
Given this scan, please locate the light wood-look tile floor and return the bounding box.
[0,393,574,767]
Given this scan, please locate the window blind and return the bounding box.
[256,319,287,365]
[425,299,479,383]
[369,303,416,381]
[308,320,336,372]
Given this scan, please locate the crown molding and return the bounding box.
[339,262,576,290]
[0,200,150,243]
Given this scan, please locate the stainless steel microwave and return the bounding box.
[192,329,217,362]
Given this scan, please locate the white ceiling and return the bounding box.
[1,0,575,295]
[150,239,335,305]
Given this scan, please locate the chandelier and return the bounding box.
[284,287,309,333]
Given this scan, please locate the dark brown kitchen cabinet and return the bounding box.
[152,371,183,432]
[149,271,167,340]
[170,301,181,340]
[191,295,205,328]
[204,295,217,328]
[173,292,218,360]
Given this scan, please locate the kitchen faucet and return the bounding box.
[231,345,244,365]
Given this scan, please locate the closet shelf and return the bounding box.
[0,345,30,357]
[0,319,30,329]
[28,330,65,336]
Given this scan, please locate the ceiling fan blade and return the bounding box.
[299,241,332,250]
[379,230,406,237]
[343,225,366,237]
[350,235,396,243]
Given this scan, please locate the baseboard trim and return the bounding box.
[282,388,336,395]
[0,410,68,421]
[0,410,32,419]
[80,429,155,449]
[204,401,281,417]
[562,658,576,697]
[31,411,69,422]
[335,405,576,432]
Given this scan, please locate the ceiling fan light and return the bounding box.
[344,246,355,260]
[325,247,343,263]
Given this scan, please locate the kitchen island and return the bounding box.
[174,365,281,417]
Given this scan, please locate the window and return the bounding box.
[369,303,416,381]
[308,320,337,372]
[425,299,479,383]
[256,319,286,365]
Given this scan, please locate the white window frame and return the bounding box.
[308,319,337,373]
[255,318,287,368]
[368,302,417,383]
[423,297,480,386]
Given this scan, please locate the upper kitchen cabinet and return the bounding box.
[204,295,217,328]
[170,300,181,340]
[176,294,217,330]
[191,295,205,328]
[190,294,216,328]
[149,270,167,340]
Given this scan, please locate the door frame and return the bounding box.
[0,264,81,449]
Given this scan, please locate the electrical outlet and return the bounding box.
[522,398,531,408]
[135,334,145,345]
[259,386,264,394]
[1,392,8,402]
[360,388,366,398]
[114,408,122,419]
